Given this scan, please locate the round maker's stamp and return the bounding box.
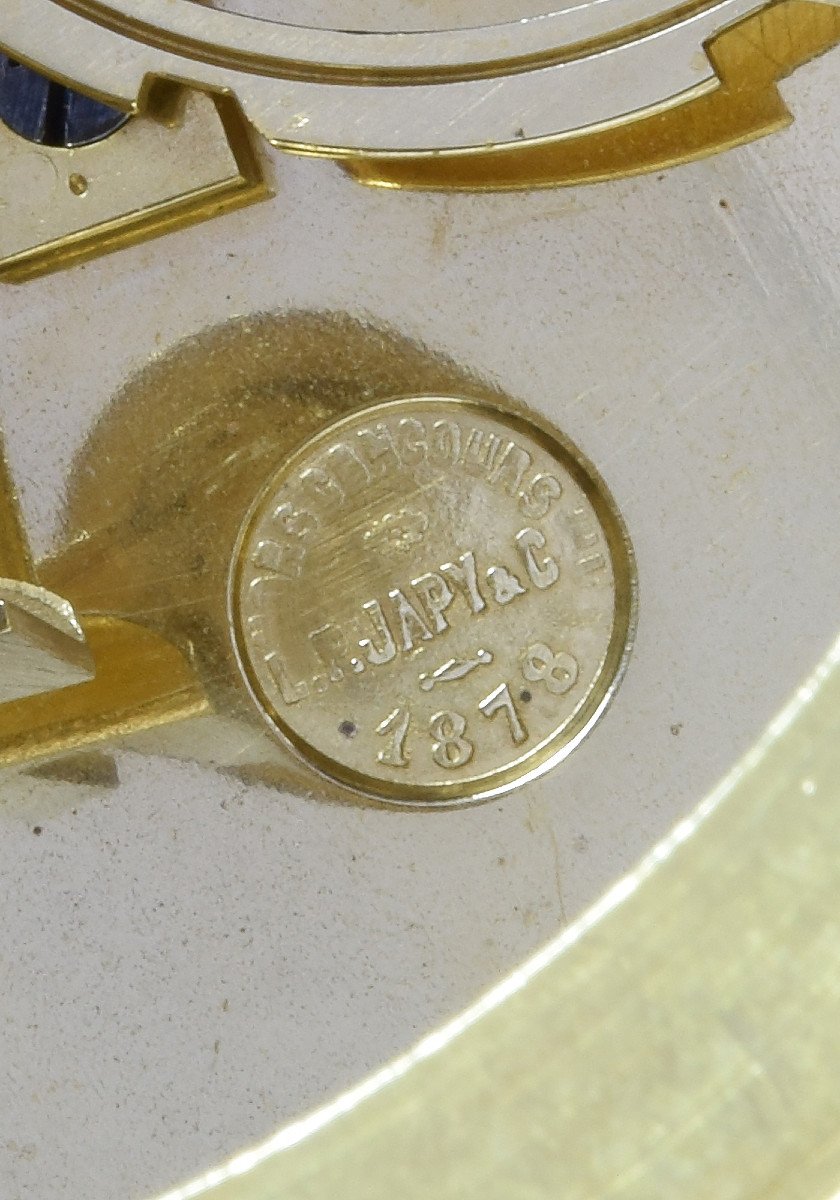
[231,396,636,805]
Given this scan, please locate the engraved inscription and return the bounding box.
[516,527,560,590]
[440,552,486,614]
[411,571,454,634]
[271,528,562,703]
[363,507,428,556]
[419,649,493,692]
[486,565,526,606]
[429,711,474,770]
[479,683,527,745]
[234,396,633,804]
[373,662,540,775]
[377,707,411,768]
[358,600,397,666]
[522,643,580,695]
[389,587,433,651]
[246,414,566,581]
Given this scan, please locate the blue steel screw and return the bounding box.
[0,54,128,147]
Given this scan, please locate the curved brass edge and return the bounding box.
[0,88,271,285]
[0,617,210,771]
[346,0,840,191]
[50,0,726,87]
[150,630,840,1200]
[0,0,777,157]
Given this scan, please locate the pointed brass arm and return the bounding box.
[0,435,209,769]
[0,579,95,704]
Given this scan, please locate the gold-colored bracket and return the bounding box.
[0,435,209,773]
[0,580,95,703]
[0,81,270,283]
[0,442,34,580]
[348,0,840,191]
[0,616,210,770]
[0,447,92,707]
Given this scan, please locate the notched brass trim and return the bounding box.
[347,0,840,190]
[48,0,731,87]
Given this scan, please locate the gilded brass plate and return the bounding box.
[231,396,636,805]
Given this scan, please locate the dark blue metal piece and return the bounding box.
[0,54,128,147]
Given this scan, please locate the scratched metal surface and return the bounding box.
[1,52,839,1200]
[208,1,555,25]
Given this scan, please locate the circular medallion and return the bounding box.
[231,397,636,805]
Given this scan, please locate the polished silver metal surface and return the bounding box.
[0,17,838,1200]
[0,0,809,153]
